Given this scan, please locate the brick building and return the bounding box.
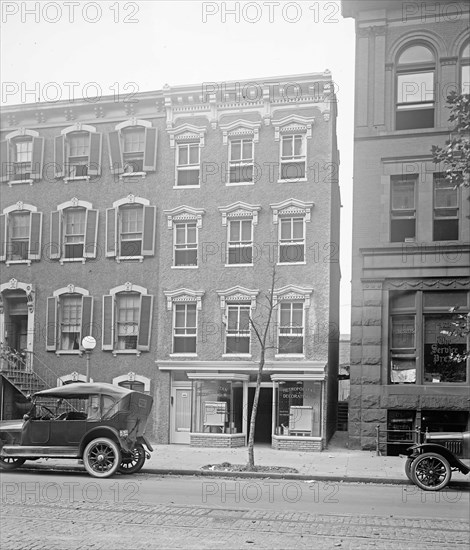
[0,72,340,450]
[342,1,470,453]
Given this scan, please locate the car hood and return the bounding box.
[0,420,24,432]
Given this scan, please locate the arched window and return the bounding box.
[460,42,470,94]
[396,44,435,130]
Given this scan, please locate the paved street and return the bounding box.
[1,471,469,549]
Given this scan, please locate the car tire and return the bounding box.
[404,457,414,481]
[83,438,121,478]
[410,452,452,491]
[119,444,146,474]
[0,457,26,470]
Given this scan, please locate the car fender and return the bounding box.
[408,443,470,474]
[79,426,125,455]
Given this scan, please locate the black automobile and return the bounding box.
[404,431,470,491]
[0,382,153,478]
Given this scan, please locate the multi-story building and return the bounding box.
[342,1,470,453]
[0,72,340,450]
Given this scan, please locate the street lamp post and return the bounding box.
[82,336,96,383]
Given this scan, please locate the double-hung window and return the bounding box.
[229,139,254,184]
[228,219,253,265]
[279,302,304,354]
[60,295,82,351]
[120,205,143,258]
[226,304,251,354]
[0,130,44,185]
[390,174,416,242]
[122,128,145,173]
[177,143,200,187]
[55,125,102,181]
[279,217,305,263]
[116,293,141,350]
[68,132,90,178]
[173,303,197,354]
[63,208,86,260]
[433,174,459,241]
[8,211,30,261]
[0,205,42,264]
[174,222,197,267]
[280,134,306,181]
[12,140,33,181]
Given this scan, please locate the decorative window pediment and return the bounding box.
[3,202,37,215]
[115,118,152,131]
[163,205,205,229]
[61,123,97,136]
[168,124,206,148]
[110,282,148,296]
[218,201,261,226]
[219,119,261,145]
[5,129,39,140]
[270,198,314,223]
[273,115,315,141]
[57,198,93,211]
[112,194,149,209]
[274,285,313,308]
[217,286,259,309]
[53,285,89,297]
[164,288,205,310]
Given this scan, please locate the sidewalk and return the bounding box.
[23,432,470,487]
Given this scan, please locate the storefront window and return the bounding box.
[274,381,321,437]
[191,379,243,434]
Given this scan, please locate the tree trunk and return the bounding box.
[247,353,264,471]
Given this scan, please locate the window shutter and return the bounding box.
[143,128,158,172]
[105,207,117,257]
[28,212,42,260]
[88,132,102,176]
[1,140,10,183]
[54,135,65,178]
[80,295,94,345]
[137,294,153,351]
[49,210,62,260]
[107,131,123,175]
[0,213,6,261]
[31,137,45,181]
[46,296,58,351]
[142,205,156,256]
[84,209,99,259]
[102,294,115,350]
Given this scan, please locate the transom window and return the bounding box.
[177,143,200,186]
[174,222,197,267]
[396,44,435,130]
[120,205,143,257]
[280,135,306,180]
[279,217,305,263]
[390,174,416,242]
[228,219,253,265]
[279,302,304,354]
[433,174,459,241]
[229,139,254,184]
[63,208,86,260]
[116,293,140,350]
[173,303,197,354]
[226,304,251,354]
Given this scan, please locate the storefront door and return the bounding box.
[171,386,192,444]
[247,387,273,443]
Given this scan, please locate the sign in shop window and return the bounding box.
[275,381,321,437]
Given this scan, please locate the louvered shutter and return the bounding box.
[46,296,58,351]
[0,141,10,183]
[137,294,153,351]
[88,132,102,176]
[31,137,45,181]
[84,209,99,259]
[0,213,7,261]
[28,212,42,260]
[108,131,123,175]
[80,296,94,344]
[49,210,62,260]
[54,135,65,178]
[143,128,158,172]
[141,205,156,256]
[106,207,117,257]
[102,294,115,350]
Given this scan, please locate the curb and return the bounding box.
[15,463,470,489]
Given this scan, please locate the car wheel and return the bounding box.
[119,444,146,474]
[0,457,26,470]
[83,438,121,478]
[404,457,414,481]
[410,452,452,491]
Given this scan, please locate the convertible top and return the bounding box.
[33,382,135,399]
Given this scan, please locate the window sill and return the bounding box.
[8,179,34,187]
[173,185,200,189]
[116,256,144,263]
[277,261,306,266]
[222,354,252,359]
[278,178,308,184]
[112,350,142,357]
[60,258,86,265]
[275,354,305,359]
[120,172,147,179]
[226,181,254,187]
[171,265,198,269]
[55,350,82,356]
[64,176,90,183]
[5,260,31,266]
[224,263,254,268]
[169,353,198,358]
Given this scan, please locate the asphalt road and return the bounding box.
[1,469,469,549]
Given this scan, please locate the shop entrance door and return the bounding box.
[247,387,272,443]
[171,386,192,444]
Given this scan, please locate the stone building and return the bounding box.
[0,72,341,450]
[342,1,470,453]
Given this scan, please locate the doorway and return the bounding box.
[170,385,192,444]
[247,387,272,443]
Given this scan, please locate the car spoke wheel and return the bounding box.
[119,444,146,474]
[411,452,451,491]
[404,457,414,481]
[0,457,26,470]
[83,438,121,478]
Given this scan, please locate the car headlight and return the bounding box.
[119,430,129,438]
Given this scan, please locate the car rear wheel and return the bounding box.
[410,452,452,491]
[119,444,146,474]
[0,457,26,470]
[83,438,121,478]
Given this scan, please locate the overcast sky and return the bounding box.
[1,0,356,334]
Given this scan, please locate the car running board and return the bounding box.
[1,446,80,458]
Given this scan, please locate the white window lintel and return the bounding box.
[112,194,150,209]
[163,205,205,229]
[53,285,89,297]
[164,288,204,310]
[216,286,259,309]
[270,198,314,223]
[168,124,206,148]
[115,118,152,131]
[274,285,313,308]
[110,282,148,296]
[218,201,261,226]
[273,115,315,141]
[3,202,37,215]
[219,119,261,145]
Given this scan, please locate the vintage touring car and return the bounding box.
[0,382,153,478]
